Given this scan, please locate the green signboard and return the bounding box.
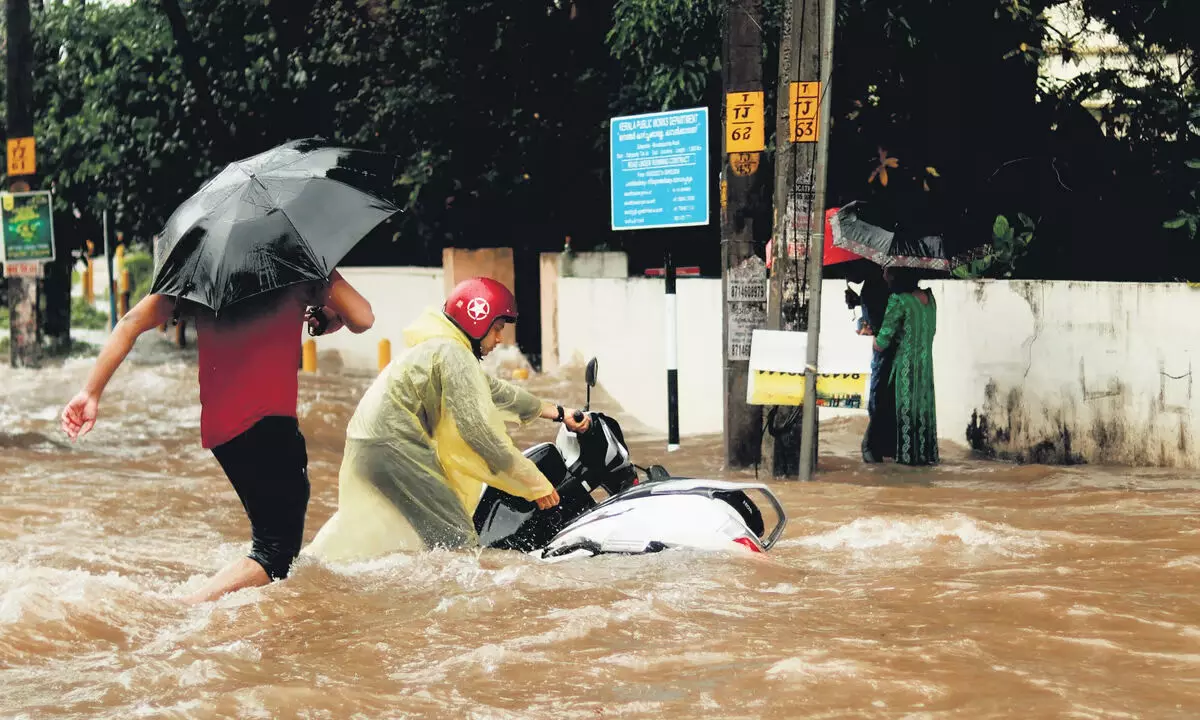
[0,191,55,263]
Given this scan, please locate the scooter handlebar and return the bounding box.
[573,410,585,423]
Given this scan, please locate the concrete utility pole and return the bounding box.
[6,0,38,368]
[764,0,837,478]
[720,0,767,469]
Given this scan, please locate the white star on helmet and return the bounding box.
[466,297,491,321]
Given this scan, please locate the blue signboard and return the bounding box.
[610,107,709,231]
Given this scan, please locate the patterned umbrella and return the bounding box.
[828,200,950,271]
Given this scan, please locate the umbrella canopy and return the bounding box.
[151,138,401,314]
[829,200,950,270]
[766,207,863,271]
[822,207,863,266]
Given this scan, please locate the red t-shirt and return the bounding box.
[196,289,307,449]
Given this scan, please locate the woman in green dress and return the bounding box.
[871,268,939,466]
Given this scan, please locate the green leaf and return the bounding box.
[992,214,1011,241]
[1186,159,1200,170]
[1164,217,1188,229]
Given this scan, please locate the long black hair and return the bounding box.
[884,267,922,293]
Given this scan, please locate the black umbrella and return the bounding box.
[151,138,401,314]
[829,200,950,271]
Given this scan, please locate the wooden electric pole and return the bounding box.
[720,0,767,469]
[764,0,837,478]
[6,0,39,368]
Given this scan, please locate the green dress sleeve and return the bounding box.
[874,294,904,351]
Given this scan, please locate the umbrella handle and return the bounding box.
[306,305,330,337]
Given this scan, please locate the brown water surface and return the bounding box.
[1,335,1197,718]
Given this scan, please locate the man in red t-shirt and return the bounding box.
[61,270,374,604]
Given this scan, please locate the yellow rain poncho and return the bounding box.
[305,308,553,562]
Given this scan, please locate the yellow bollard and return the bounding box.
[83,240,96,304]
[302,339,317,373]
[378,338,391,372]
[83,260,94,304]
[114,244,125,311]
[118,269,131,317]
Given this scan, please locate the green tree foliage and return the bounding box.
[1044,0,1198,272]
[0,0,1193,287]
[30,2,218,242]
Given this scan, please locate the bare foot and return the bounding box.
[179,558,271,605]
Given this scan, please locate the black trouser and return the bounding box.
[211,416,310,580]
[863,352,896,463]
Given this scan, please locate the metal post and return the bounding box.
[665,250,680,452]
[104,211,117,331]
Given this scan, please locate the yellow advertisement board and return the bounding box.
[748,370,867,408]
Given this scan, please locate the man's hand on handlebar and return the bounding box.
[535,489,561,510]
[539,402,592,433]
[564,410,591,434]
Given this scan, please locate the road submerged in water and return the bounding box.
[1,333,1197,718]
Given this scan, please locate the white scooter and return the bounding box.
[473,359,787,560]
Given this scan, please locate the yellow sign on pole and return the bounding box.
[725,91,765,153]
[7,137,35,176]
[788,82,821,143]
[729,152,761,177]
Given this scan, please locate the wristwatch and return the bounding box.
[554,405,565,423]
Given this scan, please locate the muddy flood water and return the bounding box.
[1,332,1198,719]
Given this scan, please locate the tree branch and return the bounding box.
[157,0,236,156]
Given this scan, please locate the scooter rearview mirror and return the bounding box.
[584,358,598,411]
[585,358,598,387]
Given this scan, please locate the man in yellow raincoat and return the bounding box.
[306,277,590,561]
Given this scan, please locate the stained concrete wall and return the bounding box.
[550,276,1200,468]
[300,265,1199,468]
[940,280,1197,467]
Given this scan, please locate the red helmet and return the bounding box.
[443,277,517,340]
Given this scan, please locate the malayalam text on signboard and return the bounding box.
[0,191,55,264]
[610,108,709,231]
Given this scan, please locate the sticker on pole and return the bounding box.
[725,256,767,361]
[3,260,44,278]
[788,82,821,144]
[610,107,709,230]
[725,91,765,153]
[0,191,55,264]
[6,137,36,176]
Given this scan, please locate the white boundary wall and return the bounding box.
[554,277,1200,468]
[303,266,1200,468]
[311,267,444,373]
